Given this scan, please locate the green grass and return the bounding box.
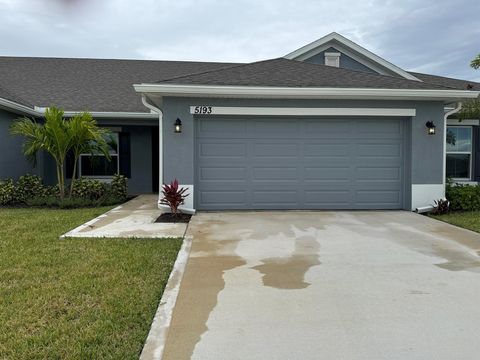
[0,207,182,359]
[431,211,480,233]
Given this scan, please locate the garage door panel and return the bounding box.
[356,143,402,157]
[354,120,403,136]
[252,190,299,206]
[253,167,298,181]
[304,190,351,206]
[355,190,401,205]
[304,143,350,157]
[199,167,247,181]
[197,118,247,137]
[200,190,247,206]
[196,117,404,210]
[252,120,300,137]
[356,167,401,181]
[253,143,299,157]
[199,142,247,157]
[305,120,352,137]
[304,167,350,181]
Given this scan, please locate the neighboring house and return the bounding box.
[0,32,479,211]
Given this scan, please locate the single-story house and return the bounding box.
[1,32,479,211]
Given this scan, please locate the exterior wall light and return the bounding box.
[425,121,436,135]
[174,118,182,133]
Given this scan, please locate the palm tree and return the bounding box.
[11,107,72,198]
[10,107,112,198]
[68,112,111,195]
[458,54,480,120]
[471,54,480,69]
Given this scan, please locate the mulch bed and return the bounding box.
[155,213,192,224]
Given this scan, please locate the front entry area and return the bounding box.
[195,116,406,210]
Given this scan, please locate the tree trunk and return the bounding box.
[57,162,65,199]
[69,154,78,197]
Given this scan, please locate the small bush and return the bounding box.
[26,195,125,208]
[44,185,60,197]
[15,174,46,203]
[71,177,107,200]
[446,183,480,211]
[110,174,127,200]
[25,196,61,207]
[0,179,15,206]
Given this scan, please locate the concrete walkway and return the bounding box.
[61,194,187,238]
[159,211,480,360]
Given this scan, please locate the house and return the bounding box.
[0,32,479,211]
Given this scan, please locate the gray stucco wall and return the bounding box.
[0,109,42,180]
[161,97,446,209]
[303,47,378,74]
[410,101,445,184]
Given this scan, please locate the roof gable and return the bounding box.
[284,32,421,82]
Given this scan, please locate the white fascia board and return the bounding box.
[63,111,158,119]
[0,97,37,116]
[33,106,157,119]
[134,84,480,102]
[189,106,416,117]
[0,98,158,119]
[447,119,480,125]
[284,32,421,81]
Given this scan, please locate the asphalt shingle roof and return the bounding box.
[0,57,239,112]
[0,56,477,114]
[408,71,480,91]
[157,58,457,90]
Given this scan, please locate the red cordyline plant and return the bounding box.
[160,179,189,216]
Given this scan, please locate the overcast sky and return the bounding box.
[1,0,479,81]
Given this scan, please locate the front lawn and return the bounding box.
[0,207,182,359]
[431,211,480,233]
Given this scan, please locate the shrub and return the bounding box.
[25,196,61,207]
[446,183,480,211]
[14,174,46,203]
[71,177,107,200]
[0,179,15,206]
[26,195,125,208]
[110,174,127,200]
[44,185,60,197]
[160,179,189,215]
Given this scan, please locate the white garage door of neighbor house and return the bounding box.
[195,116,405,210]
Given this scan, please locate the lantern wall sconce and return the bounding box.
[174,118,182,133]
[425,121,436,135]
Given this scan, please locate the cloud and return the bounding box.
[0,0,479,80]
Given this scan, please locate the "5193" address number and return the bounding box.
[193,106,213,114]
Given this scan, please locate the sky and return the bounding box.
[0,0,479,81]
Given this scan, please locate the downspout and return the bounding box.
[141,95,164,208]
[416,102,463,213]
[443,102,463,185]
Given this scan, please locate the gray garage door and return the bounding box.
[195,116,405,210]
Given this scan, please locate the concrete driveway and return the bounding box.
[161,211,480,360]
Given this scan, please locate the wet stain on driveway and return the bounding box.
[252,232,321,289]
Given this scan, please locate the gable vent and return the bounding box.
[324,52,341,67]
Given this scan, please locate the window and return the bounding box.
[79,133,119,177]
[446,126,472,179]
